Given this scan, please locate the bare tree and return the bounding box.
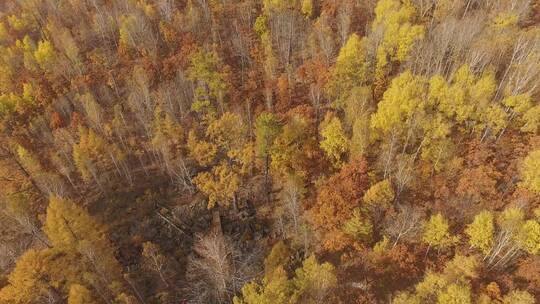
[156,0,174,22]
[384,204,424,247]
[337,3,353,46]
[127,65,155,138]
[90,0,119,48]
[186,230,261,304]
[313,13,336,65]
[484,205,530,271]
[407,15,486,78]
[499,34,540,98]
[0,214,36,273]
[118,10,158,57]
[142,242,170,287]
[79,92,104,132]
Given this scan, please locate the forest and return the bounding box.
[0,0,539,303]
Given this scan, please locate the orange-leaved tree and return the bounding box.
[310,157,369,251]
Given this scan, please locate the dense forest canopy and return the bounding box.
[0,0,539,303]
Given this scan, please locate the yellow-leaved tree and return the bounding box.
[372,0,424,98]
[326,33,369,107]
[422,213,459,252]
[234,251,337,304]
[520,149,540,194]
[193,161,241,209]
[0,196,128,303]
[392,254,478,304]
[319,113,349,168]
[465,210,494,255]
[186,49,229,116]
[44,196,124,282]
[68,284,98,304]
[73,127,126,188]
[191,112,253,209]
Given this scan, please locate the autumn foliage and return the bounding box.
[0,0,539,303]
